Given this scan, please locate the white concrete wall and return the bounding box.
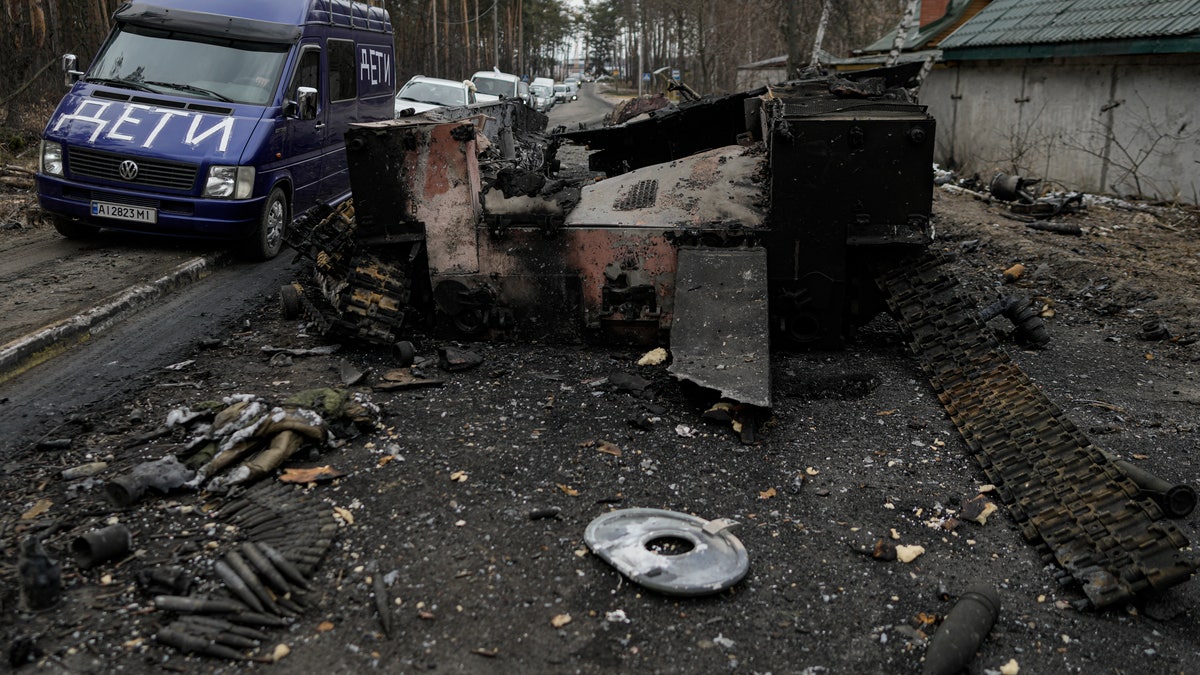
[920,55,1200,204]
[735,67,788,92]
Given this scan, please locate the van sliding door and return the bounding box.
[284,44,327,210]
[322,38,359,201]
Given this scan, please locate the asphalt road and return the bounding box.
[0,254,299,452]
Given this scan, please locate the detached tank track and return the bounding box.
[288,200,416,346]
[300,254,412,346]
[879,253,1195,609]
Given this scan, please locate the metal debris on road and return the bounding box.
[584,508,749,596]
[921,585,1000,675]
[105,455,194,506]
[71,524,133,569]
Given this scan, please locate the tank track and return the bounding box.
[298,254,412,346]
[879,253,1195,608]
[287,200,415,346]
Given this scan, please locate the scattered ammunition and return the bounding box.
[226,510,268,528]
[1103,451,1197,518]
[285,552,325,568]
[169,620,260,650]
[528,507,561,520]
[227,611,289,628]
[242,542,291,595]
[244,510,322,533]
[922,585,1001,675]
[224,551,281,616]
[287,589,314,608]
[174,615,236,631]
[213,560,266,614]
[225,624,272,642]
[242,511,285,532]
[260,536,333,553]
[257,542,310,589]
[373,574,393,638]
[241,511,283,533]
[276,596,304,616]
[156,627,248,661]
[175,616,271,642]
[217,499,253,519]
[284,544,329,559]
[154,595,245,614]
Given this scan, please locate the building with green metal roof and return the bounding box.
[924,0,1200,203]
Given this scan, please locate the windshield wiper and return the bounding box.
[142,81,234,102]
[86,77,157,93]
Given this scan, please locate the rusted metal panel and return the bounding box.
[345,118,482,274]
[566,146,765,228]
[668,247,771,409]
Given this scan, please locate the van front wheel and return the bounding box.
[246,187,288,260]
[50,215,100,239]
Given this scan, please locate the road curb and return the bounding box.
[0,252,229,385]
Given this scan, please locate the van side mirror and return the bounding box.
[289,86,318,120]
[62,54,83,87]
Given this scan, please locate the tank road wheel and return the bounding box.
[245,187,288,261]
[280,283,303,319]
[50,215,100,239]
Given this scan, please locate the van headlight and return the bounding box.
[41,141,64,176]
[204,165,255,199]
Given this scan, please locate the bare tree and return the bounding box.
[1059,94,1200,202]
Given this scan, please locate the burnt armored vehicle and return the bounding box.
[286,67,934,408]
[284,67,1195,609]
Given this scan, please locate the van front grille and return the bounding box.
[68,147,199,191]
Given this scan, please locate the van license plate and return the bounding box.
[91,201,157,224]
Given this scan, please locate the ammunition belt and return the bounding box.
[879,253,1195,608]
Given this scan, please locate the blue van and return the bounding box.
[36,0,395,259]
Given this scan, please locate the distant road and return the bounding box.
[545,82,619,131]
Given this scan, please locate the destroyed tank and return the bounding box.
[285,65,935,400]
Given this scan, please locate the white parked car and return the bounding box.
[553,83,576,103]
[470,70,526,103]
[394,76,476,116]
[530,77,555,113]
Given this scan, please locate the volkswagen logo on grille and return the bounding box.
[118,160,139,181]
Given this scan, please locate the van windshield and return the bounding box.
[88,25,290,105]
[472,76,514,98]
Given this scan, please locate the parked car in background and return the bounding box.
[529,77,555,113]
[394,76,476,116]
[553,83,576,103]
[470,69,524,103]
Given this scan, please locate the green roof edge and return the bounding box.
[942,35,1200,60]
